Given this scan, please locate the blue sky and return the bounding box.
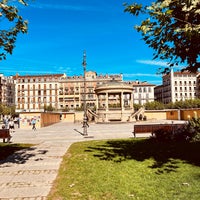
[0,0,166,84]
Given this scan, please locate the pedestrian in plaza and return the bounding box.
[3,116,8,129]
[9,119,15,133]
[31,118,36,131]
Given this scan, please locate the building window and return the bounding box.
[148,87,151,92]
[184,87,187,91]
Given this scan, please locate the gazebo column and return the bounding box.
[105,92,109,111]
[121,92,124,111]
[130,92,134,110]
[96,94,99,110]
[103,92,108,122]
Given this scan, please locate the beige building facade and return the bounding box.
[14,73,66,112]
[59,71,123,110]
[11,71,156,114]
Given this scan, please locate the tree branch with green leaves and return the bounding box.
[124,0,200,73]
[0,0,28,60]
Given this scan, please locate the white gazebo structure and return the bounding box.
[95,80,134,123]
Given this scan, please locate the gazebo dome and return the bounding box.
[95,80,133,92]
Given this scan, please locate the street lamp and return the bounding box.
[82,50,88,136]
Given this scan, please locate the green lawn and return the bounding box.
[48,138,200,200]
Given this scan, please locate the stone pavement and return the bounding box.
[0,121,149,200]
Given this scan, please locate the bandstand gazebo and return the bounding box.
[95,80,134,123]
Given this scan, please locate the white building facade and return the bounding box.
[155,70,198,104]
[0,74,15,106]
[131,81,155,105]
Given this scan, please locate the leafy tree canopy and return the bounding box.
[144,101,165,110]
[0,0,28,60]
[124,0,200,73]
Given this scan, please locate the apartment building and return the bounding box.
[154,70,198,104]
[11,71,156,112]
[154,84,163,103]
[59,71,123,110]
[131,81,155,105]
[0,74,15,106]
[13,73,66,112]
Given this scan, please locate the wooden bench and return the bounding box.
[133,123,185,138]
[0,129,11,143]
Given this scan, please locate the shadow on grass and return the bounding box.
[86,139,200,173]
[0,144,48,165]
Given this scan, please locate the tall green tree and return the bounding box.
[124,0,200,73]
[0,0,28,60]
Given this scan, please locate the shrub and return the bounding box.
[185,118,200,142]
[152,118,200,142]
[192,133,200,142]
[153,129,172,142]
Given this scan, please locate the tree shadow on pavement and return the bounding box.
[0,145,48,165]
[86,139,200,173]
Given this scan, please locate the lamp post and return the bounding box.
[82,50,88,136]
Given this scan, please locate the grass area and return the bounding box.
[0,143,33,160]
[48,138,200,200]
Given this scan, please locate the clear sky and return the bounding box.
[1,0,165,84]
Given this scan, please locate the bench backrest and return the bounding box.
[134,124,184,133]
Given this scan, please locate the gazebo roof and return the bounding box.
[95,80,133,93]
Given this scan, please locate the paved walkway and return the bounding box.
[0,122,145,200]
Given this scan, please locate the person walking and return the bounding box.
[4,117,9,129]
[8,119,15,133]
[31,118,36,131]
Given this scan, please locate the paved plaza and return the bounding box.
[0,122,143,200]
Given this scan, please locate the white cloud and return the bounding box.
[1,69,54,75]
[123,73,160,78]
[136,59,184,68]
[29,2,94,11]
[136,60,169,67]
